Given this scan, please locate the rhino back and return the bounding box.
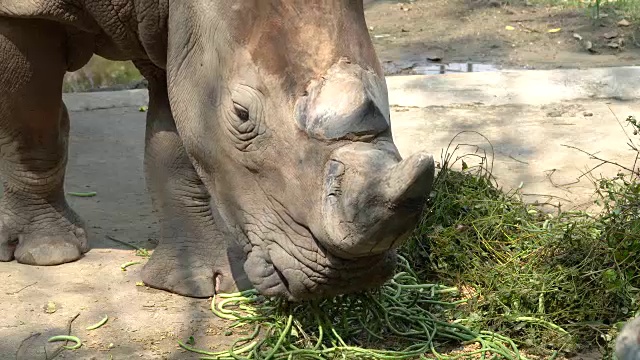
[0,0,167,68]
[0,0,98,29]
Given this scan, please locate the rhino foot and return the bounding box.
[14,231,87,266]
[141,239,250,298]
[141,247,216,298]
[0,199,88,266]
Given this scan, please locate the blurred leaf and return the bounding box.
[186,336,195,345]
[45,301,57,314]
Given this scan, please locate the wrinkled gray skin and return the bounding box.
[0,0,435,301]
[617,316,640,360]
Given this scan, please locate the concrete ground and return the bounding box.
[388,66,640,212]
[393,100,639,213]
[1,67,638,359]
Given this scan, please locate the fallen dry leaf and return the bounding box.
[45,301,57,314]
[583,40,596,53]
[618,19,631,27]
[608,38,625,49]
[547,28,561,33]
[505,25,515,31]
[604,31,618,39]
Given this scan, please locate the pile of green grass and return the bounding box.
[524,0,640,20]
[404,122,640,358]
[180,257,527,359]
[180,118,640,359]
[614,0,640,20]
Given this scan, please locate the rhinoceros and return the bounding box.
[0,1,435,301]
[616,316,640,360]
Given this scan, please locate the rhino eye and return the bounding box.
[234,104,250,122]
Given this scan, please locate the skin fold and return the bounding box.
[0,0,435,302]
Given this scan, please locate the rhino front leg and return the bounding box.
[136,62,250,298]
[0,18,88,265]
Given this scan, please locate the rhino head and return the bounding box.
[165,0,435,301]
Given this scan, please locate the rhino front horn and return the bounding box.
[320,142,435,258]
[382,151,435,210]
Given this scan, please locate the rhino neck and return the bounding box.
[75,0,169,68]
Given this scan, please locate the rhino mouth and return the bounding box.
[240,207,397,302]
[266,242,397,301]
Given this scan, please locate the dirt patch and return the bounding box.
[365,0,640,73]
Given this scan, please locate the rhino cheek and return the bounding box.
[243,245,287,297]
